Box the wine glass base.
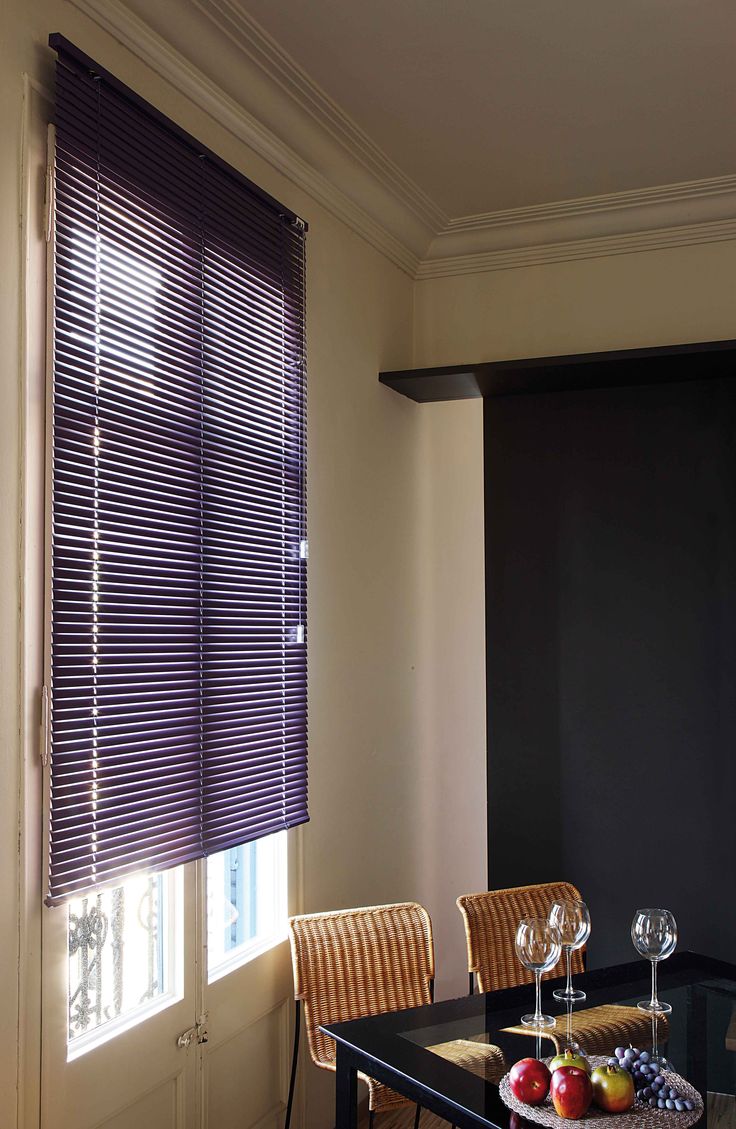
[553,987,586,1001]
[637,1000,672,1014]
[521,1013,556,1028]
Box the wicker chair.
[457,881,585,995]
[286,902,436,1129]
[457,882,665,1055]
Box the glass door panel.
[207,832,287,981]
[67,868,181,1057]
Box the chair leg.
[285,999,301,1129]
[368,1111,375,1129]
[413,1105,421,1129]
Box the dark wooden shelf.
[380,338,736,402]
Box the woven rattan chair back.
[457,882,585,993]
[288,902,435,1082]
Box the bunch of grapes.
[608,1047,696,1112]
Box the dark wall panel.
[485,377,736,968]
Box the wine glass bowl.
[549,898,591,1002]
[631,908,677,1014]
[515,916,562,1028]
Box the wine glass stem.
[565,947,573,996]
[535,969,542,1020]
[651,959,658,1009]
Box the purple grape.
[649,1099,657,1108]
[658,1099,666,1109]
[666,1100,675,1110]
[607,1057,618,1067]
[643,1087,652,1099]
[675,1101,685,1112]
[614,1047,626,1059]
[654,1075,665,1087]
[639,1051,651,1063]
[669,1089,678,1101]
[684,1101,695,1111]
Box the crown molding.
[191,0,446,234]
[68,0,736,282]
[425,174,736,273]
[68,0,423,275]
[417,216,736,279]
[445,174,736,234]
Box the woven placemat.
[499,1055,703,1128]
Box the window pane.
[67,870,176,1049]
[207,832,286,979]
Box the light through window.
[207,832,287,980]
[67,869,180,1057]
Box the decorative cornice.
[191,0,446,234]
[417,217,736,279]
[424,173,736,272]
[445,174,736,234]
[69,0,736,281]
[68,0,422,275]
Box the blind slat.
[48,38,308,906]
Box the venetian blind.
[48,35,308,905]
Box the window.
[207,831,287,980]
[66,868,180,1057]
[48,36,307,910]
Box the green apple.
[590,1064,635,1113]
[549,1048,591,1075]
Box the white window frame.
[206,831,288,984]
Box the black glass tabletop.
[324,953,736,1129]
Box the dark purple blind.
[48,36,307,906]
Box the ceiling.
[87,0,736,273]
[229,0,736,218]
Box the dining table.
[323,951,736,1129]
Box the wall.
[413,401,488,1000]
[415,242,736,365]
[485,375,736,967]
[413,240,736,977]
[1,5,419,1128]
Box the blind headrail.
[48,32,308,233]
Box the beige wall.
[413,398,487,1000]
[415,242,736,365]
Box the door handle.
[177,1014,209,1049]
[177,1025,197,1049]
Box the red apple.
[509,1058,552,1105]
[549,1048,591,1075]
[550,1066,593,1120]
[590,1064,635,1113]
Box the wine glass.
[515,916,562,1027]
[550,898,591,1002]
[631,908,677,1014]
